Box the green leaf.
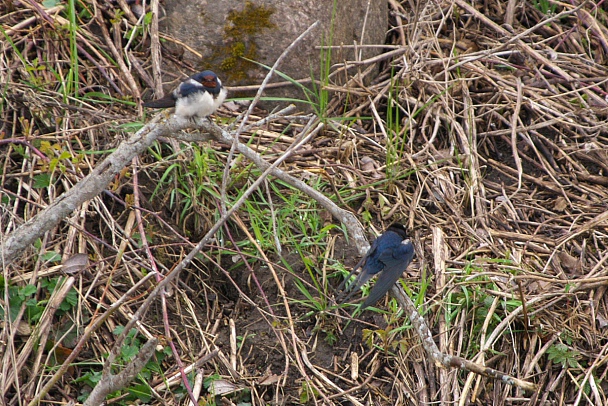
[203,373,220,390]
[58,151,72,160]
[59,299,71,312]
[65,288,78,306]
[121,344,139,360]
[21,284,37,296]
[33,173,51,188]
[144,11,153,25]
[41,251,61,263]
[127,384,152,402]
[117,122,145,132]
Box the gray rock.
[160,0,388,110]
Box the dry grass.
[1,0,608,405]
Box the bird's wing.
[361,241,414,309]
[177,80,204,97]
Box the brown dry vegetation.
[2,0,608,405]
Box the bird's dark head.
[192,70,221,90]
[386,223,407,239]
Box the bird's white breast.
[175,91,216,118]
[173,78,227,119]
[213,87,228,112]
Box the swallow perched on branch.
[338,223,414,310]
[143,70,227,119]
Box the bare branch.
[84,337,158,406]
[0,115,195,266]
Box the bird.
[338,223,414,311]
[142,70,227,119]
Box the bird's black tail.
[142,96,175,108]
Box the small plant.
[75,326,171,403]
[0,283,38,322]
[149,142,226,231]
[299,380,320,404]
[0,276,78,323]
[359,275,428,354]
[125,11,153,42]
[547,342,580,368]
[531,0,557,16]
[444,260,527,357]
[289,252,344,346]
[547,332,581,369]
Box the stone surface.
[159,0,388,107]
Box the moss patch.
[210,1,276,83]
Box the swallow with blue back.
[338,223,415,310]
[143,70,227,119]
